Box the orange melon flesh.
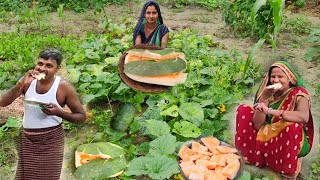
[181,164,207,178]
[221,159,240,180]
[125,51,186,63]
[195,159,217,170]
[189,173,205,180]
[191,141,208,154]
[179,145,194,161]
[75,152,111,167]
[123,49,187,86]
[201,136,220,153]
[209,154,226,167]
[125,71,187,86]
[225,153,241,164]
[205,170,227,180]
[190,154,210,161]
[178,136,241,180]
[216,145,238,154]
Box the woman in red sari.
[235,61,314,179]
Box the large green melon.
[111,103,136,132]
[124,58,186,76]
[74,155,126,179]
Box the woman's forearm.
[269,109,309,124]
[252,111,267,130]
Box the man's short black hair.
[38,48,63,66]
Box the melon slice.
[216,145,238,154]
[180,164,207,178]
[195,159,217,170]
[205,170,227,180]
[125,71,187,86]
[179,145,194,161]
[123,48,187,86]
[201,136,220,153]
[34,73,46,80]
[191,141,208,154]
[209,154,226,167]
[266,83,282,90]
[225,153,241,164]
[221,159,240,180]
[124,58,186,76]
[126,48,186,62]
[189,154,210,161]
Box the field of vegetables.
[0,0,319,180]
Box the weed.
[282,15,311,35]
[189,14,211,23]
[305,27,320,63]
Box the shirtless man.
[0,48,86,180]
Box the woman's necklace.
[269,88,293,105]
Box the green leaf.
[137,106,163,121]
[239,170,251,180]
[4,117,21,128]
[149,134,177,156]
[243,38,265,79]
[114,82,130,95]
[126,155,179,179]
[126,156,149,176]
[146,155,180,179]
[172,121,201,138]
[145,119,171,138]
[204,108,219,118]
[160,105,179,117]
[75,156,126,179]
[178,103,204,126]
[250,0,267,26]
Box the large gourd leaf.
[74,155,126,179]
[149,134,177,156]
[126,155,179,179]
[124,58,186,76]
[178,102,204,126]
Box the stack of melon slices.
[178,136,241,180]
[123,48,187,86]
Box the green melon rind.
[128,48,177,56]
[111,103,136,132]
[124,58,186,76]
[74,155,126,179]
[76,142,125,157]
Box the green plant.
[0,32,80,90]
[282,15,311,34]
[158,0,219,10]
[305,27,320,63]
[223,0,285,53]
[0,117,21,175]
[308,155,320,180]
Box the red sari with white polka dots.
[235,87,314,176]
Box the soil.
[0,1,319,179]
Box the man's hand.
[41,103,62,116]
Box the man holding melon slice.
[0,48,86,180]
